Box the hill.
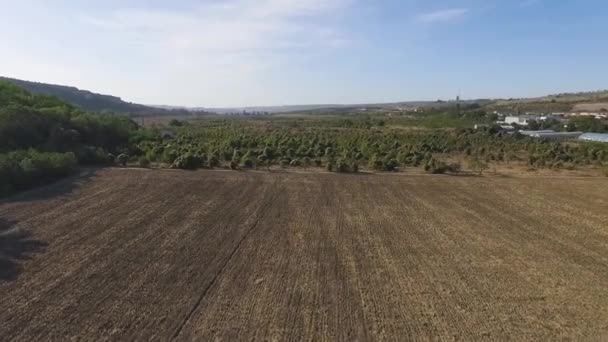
[204,99,494,114]
[485,90,608,113]
[0,77,213,117]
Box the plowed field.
[1,169,607,341]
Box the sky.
[0,0,607,107]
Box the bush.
[242,159,254,169]
[0,150,77,196]
[336,159,349,173]
[447,162,462,173]
[369,156,384,171]
[116,154,129,167]
[302,157,312,168]
[171,153,204,170]
[208,155,220,168]
[468,157,488,175]
[138,156,151,168]
[384,158,398,172]
[424,158,451,174]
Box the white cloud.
[415,8,468,24]
[80,0,350,54]
[67,0,354,106]
[44,0,355,106]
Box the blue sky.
[0,0,607,107]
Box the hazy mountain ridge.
[3,76,607,115]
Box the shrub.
[116,154,129,167]
[336,159,349,173]
[468,157,488,175]
[314,158,323,167]
[384,158,398,172]
[424,158,452,174]
[447,162,462,173]
[0,150,77,196]
[162,149,179,164]
[138,156,151,168]
[551,161,564,170]
[369,155,384,171]
[208,155,220,168]
[242,159,254,169]
[232,149,241,162]
[171,154,204,170]
[257,154,268,170]
[94,148,113,165]
[302,157,312,168]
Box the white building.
[504,115,540,126]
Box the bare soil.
[1,169,607,341]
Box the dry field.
[1,169,608,341]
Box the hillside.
[205,99,494,114]
[485,90,608,113]
[0,77,213,117]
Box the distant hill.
[485,90,608,113]
[204,100,494,114]
[5,75,606,116]
[0,76,213,117]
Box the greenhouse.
[579,133,608,143]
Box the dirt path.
[1,169,607,340]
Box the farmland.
[1,169,608,341]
